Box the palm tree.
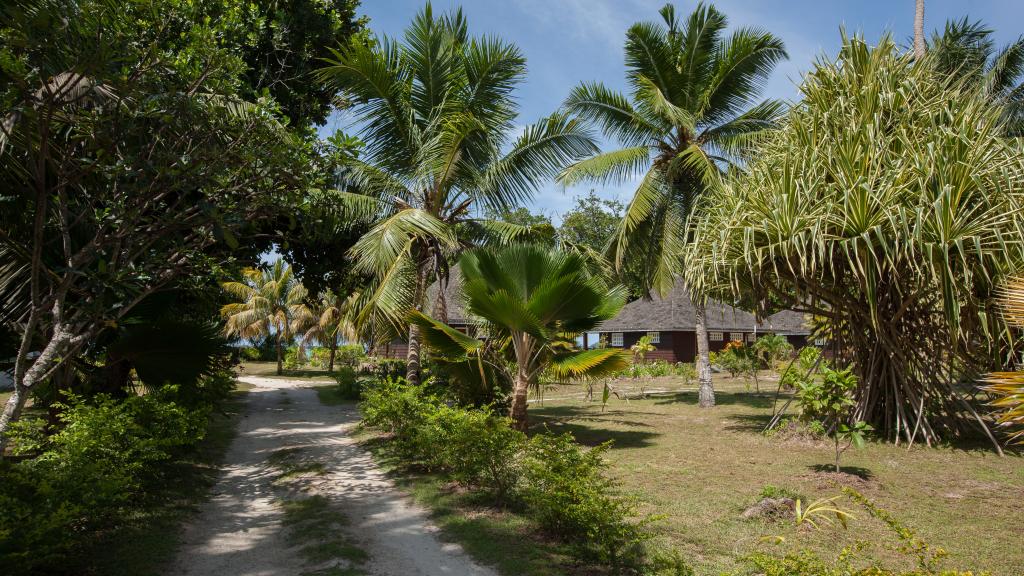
[914,0,926,59]
[221,261,309,375]
[320,4,595,384]
[409,244,630,430]
[558,2,787,408]
[298,290,359,372]
[981,277,1024,445]
[928,17,1024,135]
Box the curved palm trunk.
[693,296,715,407]
[914,0,925,59]
[328,336,337,373]
[276,333,284,375]
[406,264,429,384]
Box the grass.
[239,361,337,382]
[86,388,250,575]
[282,493,369,575]
[268,447,328,480]
[361,373,1023,576]
[527,375,1024,576]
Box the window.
[730,332,744,343]
[611,332,624,347]
[814,337,827,347]
[746,333,757,343]
[709,331,724,341]
[647,331,660,344]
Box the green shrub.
[521,433,652,568]
[359,378,438,453]
[336,344,366,367]
[759,484,803,502]
[0,391,208,573]
[673,362,696,384]
[283,345,304,370]
[239,346,262,361]
[421,405,525,501]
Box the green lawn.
[366,373,1023,576]
[528,375,1023,575]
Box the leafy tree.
[320,4,595,384]
[558,2,787,409]
[409,244,630,430]
[221,261,310,375]
[486,207,556,247]
[687,34,1024,449]
[795,367,872,472]
[557,191,623,254]
[0,0,313,448]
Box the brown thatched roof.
[597,283,809,335]
[424,268,469,325]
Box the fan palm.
[409,244,630,430]
[558,2,787,408]
[221,261,310,375]
[687,34,1024,449]
[319,4,596,384]
[297,290,359,372]
[929,17,1024,136]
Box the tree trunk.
[433,280,448,324]
[328,337,337,373]
[0,385,29,455]
[406,264,430,385]
[276,334,283,375]
[510,364,531,432]
[693,296,715,407]
[914,0,925,60]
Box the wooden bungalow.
[593,284,810,363]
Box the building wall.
[602,330,812,363]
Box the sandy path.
[168,376,497,576]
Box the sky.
[319,0,1024,224]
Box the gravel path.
[168,376,497,576]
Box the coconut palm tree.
[558,2,787,408]
[319,4,595,384]
[298,290,359,372]
[928,17,1024,136]
[914,0,926,59]
[409,244,630,430]
[221,261,309,375]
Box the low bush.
[359,378,656,571]
[421,405,524,501]
[333,366,362,400]
[0,389,210,573]
[238,346,262,361]
[521,433,653,567]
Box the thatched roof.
[597,283,809,335]
[424,268,469,325]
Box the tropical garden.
[1,0,1022,575]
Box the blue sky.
[320,0,1024,223]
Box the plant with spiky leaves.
[558,2,787,409]
[221,261,310,375]
[981,277,1024,444]
[687,34,1024,449]
[409,244,630,430]
[319,3,596,384]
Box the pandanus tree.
[409,245,630,431]
[981,278,1024,445]
[557,2,787,408]
[686,35,1024,450]
[320,4,595,384]
[297,290,360,372]
[221,261,310,375]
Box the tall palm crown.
[320,4,595,380]
[558,2,787,408]
[410,244,629,430]
[221,261,309,374]
[929,18,1024,135]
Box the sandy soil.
[168,376,497,576]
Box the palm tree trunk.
[406,263,429,384]
[276,333,283,375]
[328,336,337,373]
[693,296,715,407]
[510,363,531,432]
[914,0,925,59]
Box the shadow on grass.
[653,390,777,409]
[807,463,875,480]
[723,413,775,434]
[529,406,660,449]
